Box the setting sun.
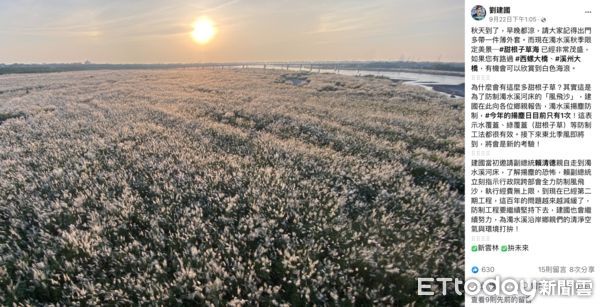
[191,17,216,44]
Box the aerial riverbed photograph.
[0,0,465,305]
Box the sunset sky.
[0,0,464,64]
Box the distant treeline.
[0,63,198,75]
[0,61,464,76]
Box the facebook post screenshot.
[0,0,596,306]
[464,0,598,306]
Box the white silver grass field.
[0,69,464,306]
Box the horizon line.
[1,60,466,65]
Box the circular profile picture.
[471,5,486,21]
